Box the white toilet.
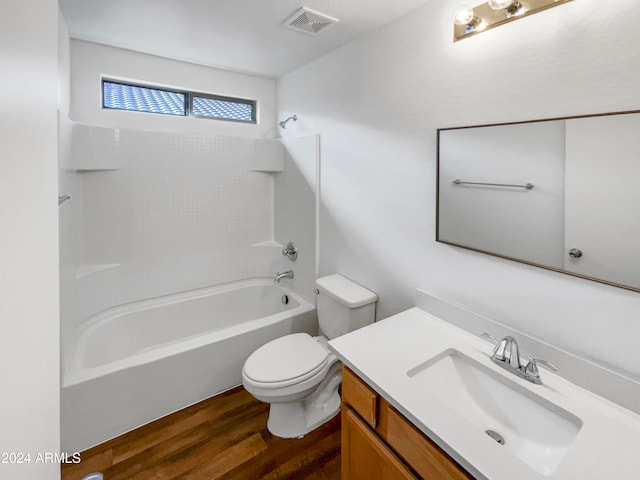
[242,274,377,438]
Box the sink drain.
[485,429,505,445]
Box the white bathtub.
[61,278,316,453]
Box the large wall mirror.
[437,110,640,293]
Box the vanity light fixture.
[453,0,572,42]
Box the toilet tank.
[315,274,377,339]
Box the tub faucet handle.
[282,242,298,261]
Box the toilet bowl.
[242,334,342,438]
[242,274,377,438]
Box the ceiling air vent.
[283,7,339,35]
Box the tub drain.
[281,295,289,305]
[485,429,505,445]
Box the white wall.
[70,40,277,138]
[277,0,640,383]
[0,2,60,479]
[58,11,70,116]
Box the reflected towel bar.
[452,179,534,190]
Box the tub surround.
[58,115,320,370]
[59,115,321,453]
[328,294,640,479]
[58,118,287,368]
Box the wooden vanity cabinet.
[341,366,474,480]
[343,407,417,480]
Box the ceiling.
[59,0,431,79]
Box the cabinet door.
[342,407,417,480]
[385,406,473,480]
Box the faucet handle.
[480,332,504,361]
[281,241,298,261]
[524,356,559,379]
[480,332,499,345]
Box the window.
[191,94,256,123]
[102,80,257,124]
[103,81,186,116]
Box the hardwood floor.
[61,387,341,480]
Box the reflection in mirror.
[437,110,640,293]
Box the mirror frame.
[436,109,640,294]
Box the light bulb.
[488,0,524,16]
[453,8,475,26]
[488,0,516,10]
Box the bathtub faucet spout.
[274,270,294,283]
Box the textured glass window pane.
[103,81,185,116]
[192,96,255,122]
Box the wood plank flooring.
[61,386,341,480]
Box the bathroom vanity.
[341,366,472,479]
[329,298,640,480]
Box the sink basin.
[407,349,582,477]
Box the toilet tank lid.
[315,274,377,308]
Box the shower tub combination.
[61,278,316,453]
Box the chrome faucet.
[481,333,558,385]
[274,270,294,283]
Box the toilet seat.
[243,333,329,389]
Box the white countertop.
[328,307,640,480]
